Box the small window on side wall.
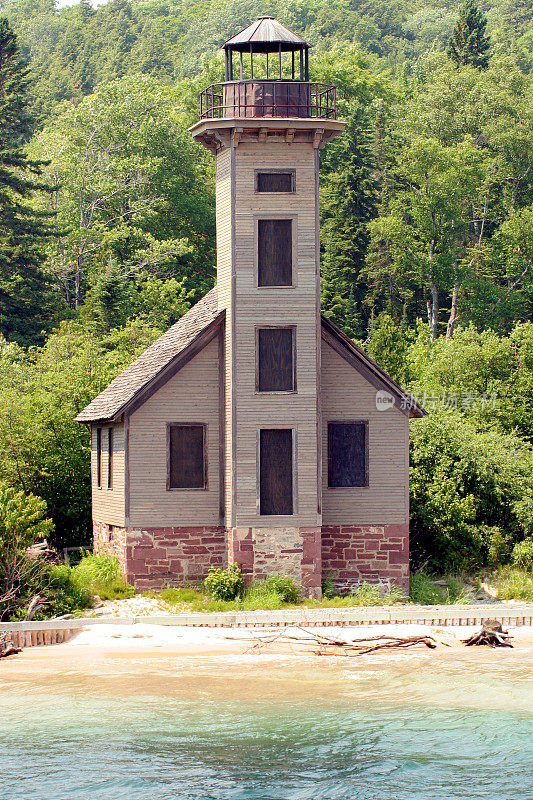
[96,427,102,488]
[258,218,293,287]
[328,422,368,488]
[256,171,294,193]
[168,424,206,489]
[257,327,295,392]
[107,428,113,490]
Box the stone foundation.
[94,522,408,595]
[321,524,409,593]
[93,523,226,591]
[228,526,322,598]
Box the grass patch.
[487,567,533,602]
[306,582,406,608]
[72,554,134,601]
[409,572,473,605]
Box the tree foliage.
[447,0,490,69]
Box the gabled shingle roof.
[321,315,426,418]
[76,287,221,423]
[76,285,424,425]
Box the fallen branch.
[0,632,22,659]
[228,626,438,656]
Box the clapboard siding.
[215,146,234,524]
[229,140,320,526]
[321,340,409,525]
[127,338,220,526]
[91,422,125,526]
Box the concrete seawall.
[1,603,532,649]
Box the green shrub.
[308,582,405,607]
[409,410,533,571]
[43,564,93,617]
[204,563,244,601]
[512,539,533,569]
[262,574,301,603]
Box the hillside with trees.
[0,0,532,606]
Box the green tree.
[32,74,215,311]
[0,17,55,345]
[447,0,490,70]
[320,105,378,338]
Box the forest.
[0,0,532,587]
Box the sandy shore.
[2,621,533,666]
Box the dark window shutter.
[107,428,113,490]
[169,425,206,489]
[257,328,294,392]
[257,172,294,193]
[260,429,293,515]
[328,422,367,487]
[96,427,102,488]
[258,219,292,286]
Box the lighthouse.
[78,18,422,597]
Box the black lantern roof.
[223,16,310,53]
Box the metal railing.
[199,81,336,120]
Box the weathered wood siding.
[321,339,409,525]
[128,338,220,526]
[91,422,125,526]
[215,146,234,523]
[216,140,321,527]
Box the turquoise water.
[1,649,532,800]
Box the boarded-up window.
[328,422,368,488]
[96,427,102,488]
[107,428,113,490]
[260,429,293,515]
[257,327,295,392]
[168,424,206,489]
[256,172,294,193]
[258,219,292,286]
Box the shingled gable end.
[77,18,425,596]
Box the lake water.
[1,635,532,800]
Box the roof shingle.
[76,286,220,423]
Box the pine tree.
[320,106,378,339]
[0,17,54,345]
[447,0,490,69]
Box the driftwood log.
[462,619,513,648]
[229,625,438,656]
[0,632,22,659]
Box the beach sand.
[1,622,532,709]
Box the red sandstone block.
[389,551,410,565]
[364,541,380,552]
[182,546,209,554]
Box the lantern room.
[199,16,336,120]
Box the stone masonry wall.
[321,524,409,593]
[93,521,127,576]
[93,523,226,591]
[228,527,322,598]
[94,522,408,595]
